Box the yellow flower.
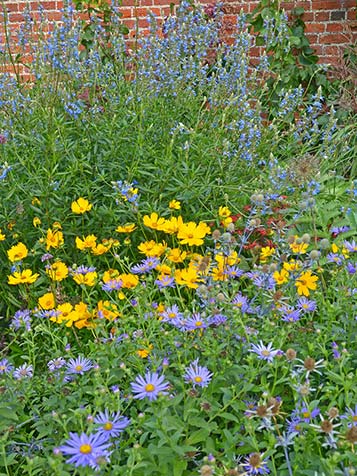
[211,264,227,281]
[167,248,187,263]
[177,221,211,246]
[46,228,64,250]
[8,269,39,285]
[260,246,275,263]
[33,217,41,227]
[143,212,166,231]
[76,235,97,251]
[295,270,318,296]
[38,292,55,310]
[117,273,139,289]
[91,243,111,256]
[116,223,136,233]
[174,266,202,289]
[169,200,181,210]
[290,236,308,254]
[218,206,231,218]
[160,216,184,234]
[46,261,69,282]
[138,240,166,257]
[52,302,75,325]
[215,251,240,267]
[137,344,153,358]
[102,269,120,283]
[72,302,94,329]
[71,197,93,214]
[273,269,289,285]
[156,264,172,275]
[96,300,120,321]
[283,260,301,272]
[0,229,6,241]
[73,271,98,287]
[32,197,41,206]
[7,242,28,262]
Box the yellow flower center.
[145,383,155,392]
[75,365,83,372]
[303,411,310,419]
[261,350,271,357]
[79,444,92,454]
[353,416,357,422]
[195,321,203,327]
[103,422,113,431]
[194,376,203,383]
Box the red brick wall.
[1,0,356,68]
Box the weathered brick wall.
[1,0,357,68]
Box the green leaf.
[186,427,210,445]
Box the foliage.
[0,2,356,475]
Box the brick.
[319,33,348,44]
[302,12,314,21]
[305,22,325,33]
[326,23,345,32]
[330,10,346,20]
[314,11,330,21]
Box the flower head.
[71,197,92,214]
[94,410,130,439]
[59,432,112,469]
[131,371,169,401]
[66,356,93,375]
[250,341,280,362]
[8,269,39,285]
[184,360,213,387]
[242,452,270,475]
[7,242,28,262]
[295,270,318,297]
[13,363,33,379]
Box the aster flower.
[11,309,31,331]
[184,313,208,331]
[297,297,317,313]
[184,360,213,388]
[346,262,356,274]
[250,341,280,362]
[0,358,14,375]
[131,371,169,401]
[295,405,320,423]
[242,452,270,475]
[160,304,183,322]
[131,257,160,274]
[101,278,123,292]
[66,356,93,376]
[48,357,66,372]
[279,305,301,323]
[13,363,33,379]
[59,431,112,470]
[155,274,175,289]
[94,410,130,439]
[342,405,357,427]
[343,240,357,253]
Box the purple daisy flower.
[343,240,357,253]
[101,279,123,292]
[225,265,244,278]
[155,275,175,289]
[342,405,357,427]
[279,305,301,323]
[59,431,112,470]
[48,357,66,372]
[297,297,317,313]
[131,257,160,274]
[184,313,208,331]
[131,371,169,401]
[242,452,270,475]
[94,409,130,439]
[295,406,320,423]
[184,360,213,388]
[11,309,31,331]
[160,304,183,322]
[250,341,280,362]
[347,262,356,274]
[66,356,93,376]
[13,363,33,379]
[0,358,14,375]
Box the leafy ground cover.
[0,2,356,475]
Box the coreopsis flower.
[184,360,213,387]
[259,246,275,263]
[290,236,308,254]
[143,212,166,230]
[38,292,55,310]
[137,240,166,257]
[273,268,289,285]
[75,235,97,251]
[96,300,120,321]
[131,371,169,401]
[7,242,28,262]
[72,267,98,287]
[46,228,64,250]
[58,432,111,469]
[177,221,210,246]
[175,266,201,289]
[94,410,130,440]
[283,260,301,272]
[0,229,5,241]
[71,197,92,214]
[295,270,318,296]
[52,303,75,325]
[160,216,184,234]
[117,273,139,289]
[167,248,187,263]
[116,223,137,233]
[46,261,69,281]
[91,243,111,256]
[169,199,181,210]
[8,269,39,285]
